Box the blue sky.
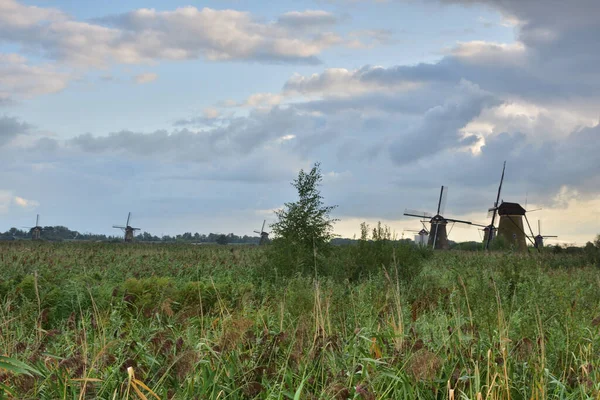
[1,0,599,244]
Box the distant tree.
[216,234,229,245]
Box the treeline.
[0,226,261,244]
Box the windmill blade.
[404,209,432,219]
[113,225,126,229]
[527,208,542,213]
[542,235,558,238]
[261,220,266,233]
[468,222,488,228]
[36,214,40,226]
[132,227,141,231]
[126,212,131,227]
[486,161,506,251]
[254,230,261,234]
[522,214,539,251]
[437,186,448,215]
[538,220,541,236]
[494,161,506,208]
[445,218,473,225]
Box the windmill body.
[405,228,429,246]
[254,220,270,245]
[28,214,42,240]
[534,220,557,248]
[428,215,449,249]
[496,202,528,251]
[113,212,140,243]
[404,186,477,250]
[483,225,496,243]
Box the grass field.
[1,241,600,399]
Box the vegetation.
[268,162,339,278]
[0,227,262,244]
[1,240,600,399]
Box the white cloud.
[203,107,220,119]
[134,72,158,84]
[0,1,349,67]
[13,196,39,209]
[0,190,39,214]
[0,53,69,101]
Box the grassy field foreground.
[1,242,600,399]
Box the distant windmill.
[404,186,481,250]
[254,220,270,245]
[405,228,429,246]
[26,214,42,240]
[534,220,557,249]
[484,161,506,250]
[112,212,140,242]
[404,221,430,246]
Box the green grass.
[1,242,600,399]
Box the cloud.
[0,115,33,146]
[0,0,350,67]
[276,10,338,29]
[13,196,39,209]
[134,72,158,84]
[0,53,69,101]
[388,80,498,165]
[0,190,39,213]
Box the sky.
[1,0,599,245]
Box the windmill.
[534,220,557,249]
[488,202,538,252]
[254,220,270,245]
[404,186,481,250]
[485,161,541,251]
[404,221,430,246]
[25,214,42,240]
[112,212,140,242]
[484,161,506,250]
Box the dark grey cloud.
[69,107,330,163]
[276,10,338,29]
[389,80,498,165]
[0,116,33,146]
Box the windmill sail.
[485,161,506,250]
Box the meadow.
[1,241,600,399]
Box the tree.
[266,163,339,278]
[271,162,338,251]
[216,234,229,245]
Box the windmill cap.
[498,202,526,216]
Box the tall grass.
[0,242,599,398]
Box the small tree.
[269,163,338,277]
[271,162,337,248]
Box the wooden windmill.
[254,220,270,245]
[112,212,140,242]
[29,214,42,240]
[534,220,557,248]
[484,161,540,252]
[487,201,538,252]
[404,186,480,250]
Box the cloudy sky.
[1,0,599,244]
